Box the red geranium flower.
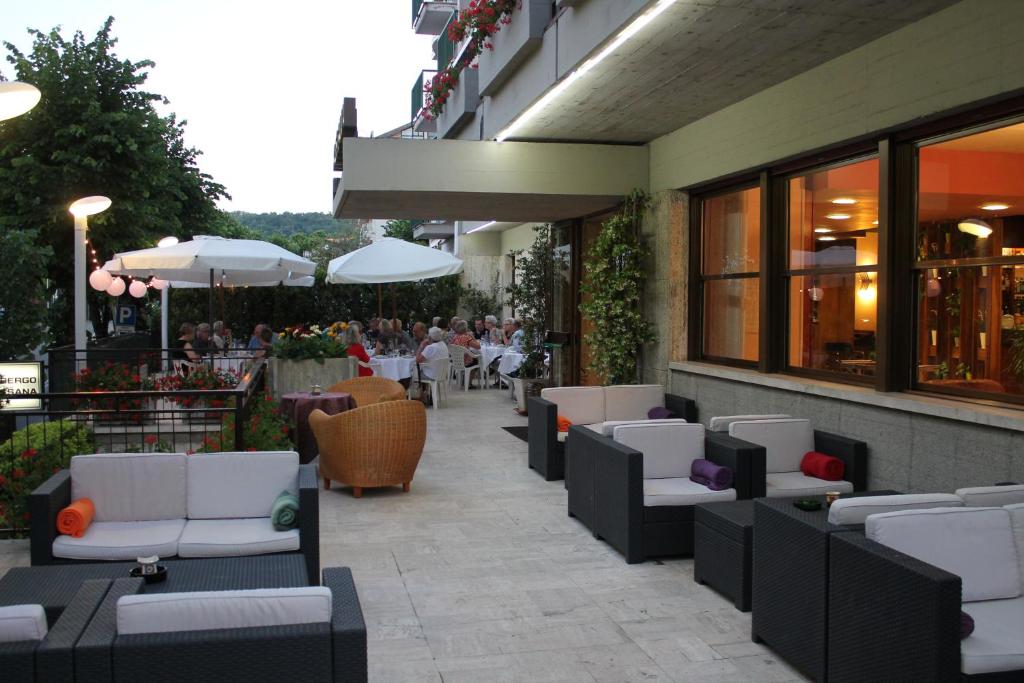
[144,434,158,445]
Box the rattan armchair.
[327,376,406,408]
[309,401,426,498]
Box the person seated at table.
[436,317,450,342]
[172,322,202,364]
[483,315,503,344]
[343,326,373,377]
[416,327,451,406]
[450,320,481,366]
[194,323,214,356]
[212,321,227,352]
[253,326,275,359]
[509,319,525,352]
[411,321,428,352]
[391,318,415,352]
[447,317,461,343]
[431,316,442,328]
[375,319,401,356]
[366,318,381,343]
[473,319,486,340]
[247,323,266,351]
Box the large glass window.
[786,157,878,379]
[915,121,1024,401]
[700,186,760,363]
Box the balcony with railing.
[411,69,437,134]
[413,0,457,35]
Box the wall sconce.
[957,218,992,238]
[858,273,876,301]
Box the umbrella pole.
[377,284,382,319]
[391,283,396,323]
[209,268,215,333]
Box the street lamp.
[69,196,112,354]
[157,237,177,370]
[0,82,41,122]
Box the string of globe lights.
[85,239,167,298]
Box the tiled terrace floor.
[0,387,808,682]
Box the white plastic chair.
[447,344,480,391]
[414,357,450,409]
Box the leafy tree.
[0,18,227,349]
[579,190,655,384]
[383,219,419,242]
[461,277,502,322]
[0,229,52,359]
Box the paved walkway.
[0,386,806,682]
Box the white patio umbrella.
[325,237,463,318]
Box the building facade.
[334,0,1024,490]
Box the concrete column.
[640,189,687,386]
[74,215,88,356]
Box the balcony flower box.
[477,0,550,96]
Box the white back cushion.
[540,386,605,425]
[117,587,331,635]
[827,493,963,525]
[71,454,187,522]
[186,451,299,519]
[603,384,664,422]
[613,423,705,480]
[957,485,1024,508]
[0,604,47,643]
[600,418,687,436]
[728,419,814,474]
[1007,503,1024,590]
[866,507,1021,602]
[709,414,791,432]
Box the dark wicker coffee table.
[694,499,754,612]
[751,490,898,682]
[0,555,308,624]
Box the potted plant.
[505,225,560,413]
[71,361,149,424]
[155,366,240,422]
[267,322,352,398]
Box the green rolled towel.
[271,490,300,531]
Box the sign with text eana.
[0,362,43,411]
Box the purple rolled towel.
[691,459,733,491]
[961,611,974,639]
[648,406,675,420]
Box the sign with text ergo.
[0,362,42,411]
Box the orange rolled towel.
[557,415,573,433]
[57,498,95,538]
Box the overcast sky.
[2,1,435,213]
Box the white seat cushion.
[765,471,853,497]
[728,419,814,474]
[1005,503,1024,587]
[612,422,705,479]
[866,507,1021,602]
[52,519,185,561]
[186,451,299,519]
[70,453,187,522]
[957,485,1024,507]
[827,493,963,525]
[603,384,664,422]
[597,418,688,436]
[116,587,332,635]
[0,604,47,643]
[708,414,791,432]
[583,423,604,434]
[962,596,1024,675]
[643,477,737,507]
[556,431,568,443]
[540,386,605,426]
[177,518,300,558]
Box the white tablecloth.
[371,356,417,381]
[209,354,251,375]
[477,345,506,368]
[497,352,527,375]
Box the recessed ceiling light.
[831,198,857,205]
[817,236,837,242]
[980,202,1010,211]
[825,213,851,220]
[872,220,879,225]
[813,227,832,234]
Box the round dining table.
[280,391,355,464]
[371,356,418,381]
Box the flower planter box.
[436,67,480,139]
[511,376,550,415]
[268,358,355,399]
[477,0,550,96]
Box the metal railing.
[412,69,438,121]
[0,359,267,536]
[437,14,456,69]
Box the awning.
[334,138,648,222]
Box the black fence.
[0,358,267,536]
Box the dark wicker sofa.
[528,385,697,482]
[565,422,764,563]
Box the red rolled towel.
[557,415,572,433]
[801,451,845,481]
[57,498,95,538]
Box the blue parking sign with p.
[116,304,136,327]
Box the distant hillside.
[231,211,360,236]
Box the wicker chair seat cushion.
[603,384,664,421]
[613,422,705,479]
[540,387,605,426]
[962,596,1024,675]
[116,587,332,635]
[177,518,299,558]
[186,451,298,519]
[866,507,1021,602]
[826,493,963,525]
[956,484,1024,507]
[728,419,814,474]
[764,472,853,498]
[708,414,791,432]
[53,519,185,560]
[642,477,736,507]
[71,453,187,522]
[0,604,47,643]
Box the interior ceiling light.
[813,227,832,234]
[831,198,857,205]
[872,220,879,225]
[825,213,851,220]
[980,202,1010,211]
[495,0,676,142]
[958,218,993,238]
[467,220,497,234]
[817,236,837,242]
